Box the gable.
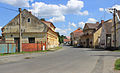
[83,24,89,30]
[2,9,49,33]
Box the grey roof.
[103,19,112,34]
[86,23,98,29]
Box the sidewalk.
[103,55,120,73]
[0,46,63,64]
[0,52,48,64]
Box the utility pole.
[113,8,117,49]
[19,8,22,52]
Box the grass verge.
[114,50,120,52]
[115,59,120,70]
[0,50,47,56]
[48,46,62,51]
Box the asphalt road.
[0,46,119,73]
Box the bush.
[115,59,120,70]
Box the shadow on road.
[91,55,120,57]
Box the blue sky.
[0,0,120,36]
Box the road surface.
[0,46,119,73]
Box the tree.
[40,18,45,21]
[56,32,67,44]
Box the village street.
[0,46,120,73]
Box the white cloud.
[49,15,65,23]
[112,4,120,10]
[30,0,88,22]
[87,18,97,23]
[55,28,67,34]
[69,22,77,28]
[78,22,85,28]
[78,10,89,15]
[0,0,33,7]
[99,8,104,12]
[0,27,2,29]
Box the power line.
[0,6,18,12]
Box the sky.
[0,0,120,36]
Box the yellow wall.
[47,29,59,49]
[93,27,102,48]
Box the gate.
[0,40,17,53]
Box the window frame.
[28,37,35,43]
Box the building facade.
[111,10,120,48]
[100,19,112,49]
[93,20,112,49]
[81,23,99,48]
[1,9,59,52]
[70,28,83,46]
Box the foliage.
[0,50,47,56]
[40,18,45,21]
[115,59,120,70]
[56,32,67,44]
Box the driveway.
[0,46,120,73]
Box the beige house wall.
[93,27,102,48]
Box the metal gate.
[0,40,17,53]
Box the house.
[1,9,59,52]
[100,19,112,49]
[63,36,71,45]
[93,21,102,48]
[111,10,120,49]
[93,20,112,49]
[70,28,83,46]
[81,22,99,48]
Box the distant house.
[81,22,99,48]
[111,10,120,48]
[1,9,59,52]
[64,37,71,45]
[93,20,112,49]
[70,28,83,46]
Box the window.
[28,18,30,22]
[29,37,35,43]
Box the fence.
[0,40,17,53]
[22,41,46,52]
[0,40,47,53]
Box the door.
[14,38,20,52]
[106,35,111,48]
[86,38,89,48]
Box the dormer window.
[28,18,30,22]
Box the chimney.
[101,20,104,24]
[96,22,99,24]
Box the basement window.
[28,18,30,22]
[29,37,35,43]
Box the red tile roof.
[41,20,56,28]
[73,28,83,33]
[64,39,71,42]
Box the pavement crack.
[90,56,104,73]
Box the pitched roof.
[73,28,83,33]
[117,10,120,18]
[103,19,112,34]
[41,20,56,28]
[86,23,98,29]
[64,39,71,42]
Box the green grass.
[0,50,47,56]
[115,59,120,70]
[114,50,120,52]
[0,47,62,56]
[48,46,62,51]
